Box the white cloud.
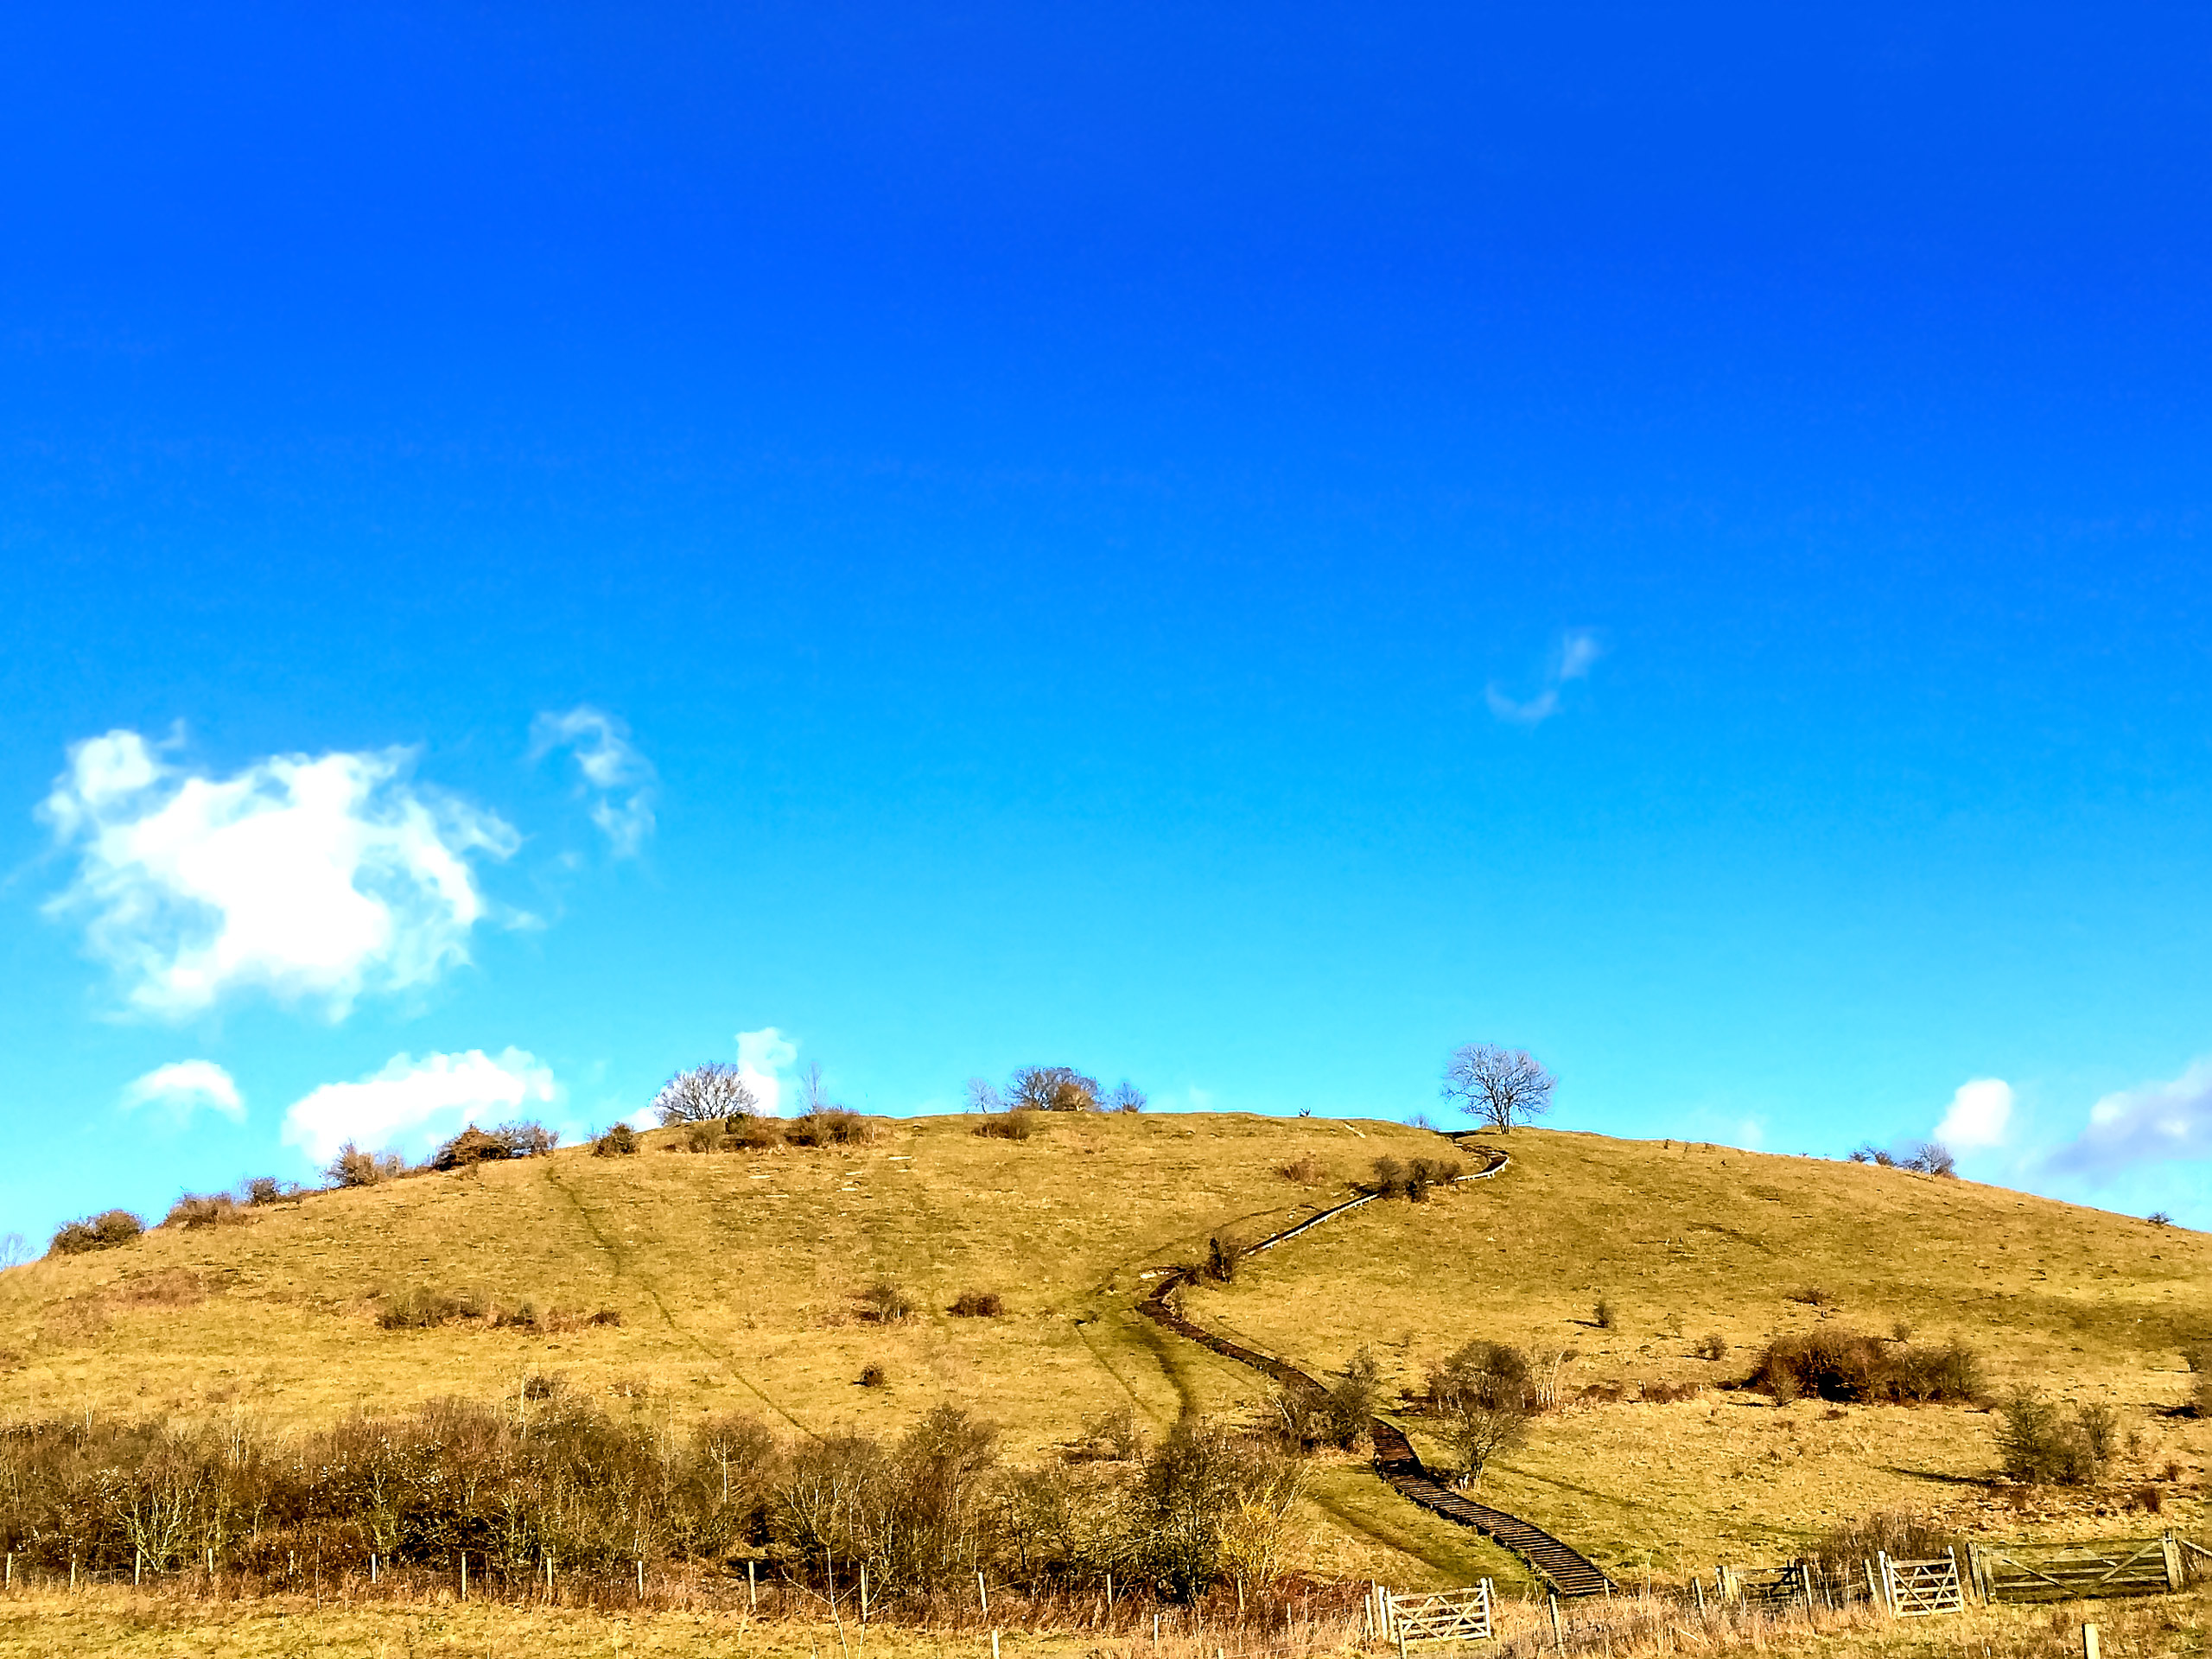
[2056,1058,2212,1174]
[530,706,657,856]
[281,1048,556,1165]
[738,1026,798,1115]
[1936,1077,2013,1150]
[120,1059,245,1125]
[41,730,518,1020]
[1486,629,1605,725]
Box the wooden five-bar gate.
[1968,1535,2184,1604]
[1367,1581,1494,1648]
[1876,1550,1966,1617]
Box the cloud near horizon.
[530,706,657,856]
[1486,629,1605,725]
[2052,1058,2212,1175]
[281,1048,556,1165]
[1935,1077,2013,1150]
[120,1059,245,1125]
[41,730,519,1020]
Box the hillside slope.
[0,1116,2203,1586]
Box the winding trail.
[1137,1143,1618,1599]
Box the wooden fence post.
[2164,1532,2183,1592]
[2082,1623,2101,1659]
[978,1568,989,1615]
[748,1558,757,1610]
[1549,1592,1565,1651]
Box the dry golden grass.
[1182,1128,2212,1578]
[0,1116,2205,1598]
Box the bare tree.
[1440,1397,1528,1488]
[798,1060,836,1116]
[1440,1044,1554,1132]
[964,1077,1004,1113]
[1103,1080,1147,1113]
[652,1062,760,1125]
[1007,1065,1100,1112]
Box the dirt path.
[1135,1144,1619,1599]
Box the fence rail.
[1715,1562,1811,1610]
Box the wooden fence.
[1967,1535,2183,1604]
[1877,1551,1965,1617]
[1366,1581,1494,1646]
[1714,1562,1811,1610]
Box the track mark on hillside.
[542,1166,816,1437]
[1135,1146,1619,1598]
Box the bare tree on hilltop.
[652,1062,760,1124]
[1441,1044,1554,1132]
[1008,1065,1103,1112]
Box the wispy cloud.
[120,1059,244,1125]
[1486,629,1606,725]
[40,730,518,1020]
[530,706,657,856]
[2051,1058,2212,1175]
[1936,1077,2013,1150]
[281,1048,556,1165]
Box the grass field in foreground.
[0,1584,2204,1659]
[0,1116,2205,1589]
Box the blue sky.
[4,3,2212,1238]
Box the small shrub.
[1276,1155,1325,1184]
[1891,1318,1915,1343]
[1788,1285,1837,1307]
[974,1109,1039,1141]
[1810,1510,1964,1580]
[858,1362,888,1388]
[1205,1236,1245,1284]
[1320,1376,1376,1448]
[1592,1298,1615,1330]
[522,1370,563,1401]
[792,1108,875,1147]
[1661,1310,1685,1338]
[2148,1211,2174,1227]
[2132,1483,2165,1514]
[1370,1157,1408,1198]
[860,1281,915,1323]
[378,1287,466,1329]
[325,1141,408,1188]
[1996,1389,2110,1484]
[1751,1329,1985,1405]
[164,1193,244,1230]
[1639,1380,1704,1405]
[731,1115,785,1150]
[1427,1341,1532,1413]
[588,1307,622,1327]
[1694,1332,1728,1361]
[1849,1143,1897,1167]
[592,1122,639,1157]
[1079,1404,1143,1459]
[1404,1157,1463,1201]
[242,1177,290,1206]
[684,1120,724,1153]
[949,1289,1005,1317]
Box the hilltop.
[0,1115,2203,1589]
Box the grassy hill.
[0,1115,2204,1591]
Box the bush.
[1427,1340,1532,1413]
[732,1115,785,1151]
[1592,1298,1615,1330]
[1205,1236,1245,1284]
[1694,1332,1728,1361]
[1103,1081,1147,1113]
[858,1363,889,1389]
[974,1110,1039,1141]
[1370,1157,1408,1198]
[949,1290,1005,1318]
[684,1120,724,1153]
[1751,1329,1985,1405]
[325,1141,408,1188]
[1403,1158,1463,1202]
[241,1177,291,1206]
[592,1122,639,1157]
[588,1307,622,1326]
[860,1281,915,1323]
[789,1108,874,1147]
[1079,1404,1143,1460]
[1276,1155,1325,1184]
[1904,1141,1957,1178]
[47,1210,144,1256]
[1810,1510,1964,1580]
[1788,1285,1837,1307]
[1996,1389,2112,1484]
[378,1286,467,1329]
[163,1193,243,1230]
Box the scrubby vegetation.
[1995,1388,2120,1484]
[377,1287,613,1332]
[324,1141,411,1188]
[47,1210,143,1256]
[1847,1141,1958,1177]
[590,1122,639,1156]
[975,1109,1039,1141]
[949,1289,1006,1317]
[1368,1155,1461,1200]
[1749,1329,1986,1405]
[0,1395,1300,1604]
